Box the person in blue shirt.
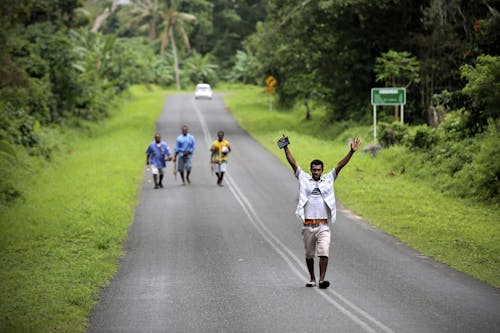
[146,133,172,189]
[173,125,196,185]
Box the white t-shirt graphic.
[304,184,329,219]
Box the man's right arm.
[283,145,298,173]
[210,144,216,163]
[279,135,298,172]
[146,146,151,165]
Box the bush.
[409,125,437,149]
[385,116,499,202]
[377,122,409,147]
[0,140,22,206]
[112,37,157,87]
[452,121,500,201]
[28,125,62,160]
[437,108,474,141]
[0,103,39,148]
[432,138,475,178]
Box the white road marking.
[192,99,395,333]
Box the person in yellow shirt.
[210,131,231,186]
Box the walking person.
[278,134,361,289]
[146,133,172,189]
[173,125,196,185]
[210,130,231,186]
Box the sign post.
[370,87,406,142]
[265,76,277,112]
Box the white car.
[194,83,213,100]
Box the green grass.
[221,83,500,288]
[0,85,173,332]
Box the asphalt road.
[87,93,500,333]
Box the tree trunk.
[148,20,156,40]
[91,0,119,33]
[304,96,311,120]
[170,28,181,90]
[391,77,399,122]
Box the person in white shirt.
[279,135,361,289]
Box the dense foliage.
[0,0,499,204]
[379,116,500,203]
[244,0,499,122]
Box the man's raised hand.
[350,137,361,152]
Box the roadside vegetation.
[0,86,169,332]
[1,1,498,204]
[0,83,497,332]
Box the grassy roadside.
[220,83,500,288]
[0,85,172,332]
[0,83,497,332]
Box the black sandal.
[318,280,330,289]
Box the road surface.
[87,93,500,333]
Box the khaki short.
[302,226,331,258]
[151,166,164,175]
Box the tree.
[461,55,500,129]
[184,51,218,85]
[374,50,420,121]
[228,49,259,84]
[208,0,265,71]
[158,0,197,89]
[127,0,162,40]
[91,0,121,33]
[246,0,425,121]
[71,29,119,119]
[413,0,497,124]
[374,50,420,89]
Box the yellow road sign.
[266,86,276,94]
[265,76,277,87]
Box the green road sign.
[371,88,406,105]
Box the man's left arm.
[334,137,361,176]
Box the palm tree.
[91,0,120,33]
[185,51,218,85]
[159,0,196,89]
[128,0,162,40]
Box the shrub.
[0,140,22,206]
[112,37,156,87]
[432,138,475,175]
[453,121,500,202]
[437,109,470,141]
[150,55,175,86]
[388,118,499,202]
[409,125,437,149]
[0,103,40,148]
[377,122,409,147]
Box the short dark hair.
[310,159,324,169]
